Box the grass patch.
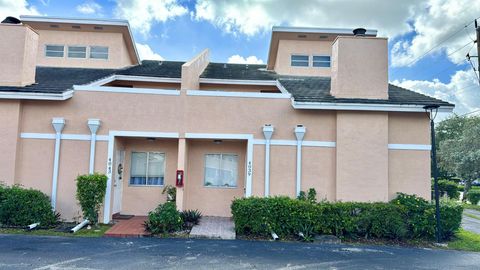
[0,224,111,237]
[464,213,480,221]
[448,229,480,252]
[463,203,480,211]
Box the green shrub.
[297,188,317,203]
[433,179,460,199]
[0,184,59,227]
[232,193,462,241]
[181,209,202,226]
[467,190,480,205]
[76,173,107,224]
[145,202,182,234]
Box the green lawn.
[463,204,480,211]
[0,224,111,237]
[448,229,480,252]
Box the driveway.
[1,234,479,270]
[463,209,480,234]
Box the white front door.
[112,150,125,214]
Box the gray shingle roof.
[0,60,453,108]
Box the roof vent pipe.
[1,16,21,24]
[353,28,367,36]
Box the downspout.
[87,119,101,174]
[51,118,65,211]
[294,125,306,197]
[262,124,274,197]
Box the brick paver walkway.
[104,216,149,237]
[190,216,236,240]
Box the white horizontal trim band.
[292,100,454,113]
[73,85,181,95]
[109,131,180,138]
[0,90,73,100]
[253,139,336,147]
[85,75,181,87]
[185,133,253,140]
[388,144,431,151]
[21,133,109,141]
[199,78,278,86]
[187,90,291,99]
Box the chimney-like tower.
[0,17,38,87]
[330,29,388,99]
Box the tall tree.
[436,115,480,194]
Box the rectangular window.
[291,55,309,67]
[129,152,165,186]
[68,46,87,58]
[90,46,109,59]
[313,55,331,67]
[45,45,64,57]
[204,154,238,188]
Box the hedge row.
[231,193,462,241]
[0,185,59,227]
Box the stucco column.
[176,138,188,211]
[51,118,65,210]
[0,100,21,186]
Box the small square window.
[90,46,109,60]
[204,154,238,188]
[68,46,87,58]
[45,45,64,57]
[291,55,309,67]
[313,55,331,67]
[129,152,165,186]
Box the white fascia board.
[199,78,278,86]
[388,144,431,151]
[110,131,179,138]
[73,85,180,95]
[187,90,291,99]
[276,81,290,94]
[21,132,109,141]
[253,139,336,147]
[272,26,378,36]
[84,75,181,87]
[292,100,454,113]
[0,90,73,100]
[185,133,253,140]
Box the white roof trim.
[85,74,181,86]
[20,15,140,63]
[74,85,180,95]
[272,26,377,36]
[187,90,291,99]
[0,90,73,100]
[199,78,277,86]
[292,100,454,113]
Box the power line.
[458,109,480,117]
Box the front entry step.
[189,216,236,240]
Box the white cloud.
[135,42,164,60]
[391,0,480,67]
[0,0,39,20]
[76,1,102,15]
[227,55,264,64]
[114,0,188,37]
[392,69,480,118]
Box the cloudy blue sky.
[1,0,479,117]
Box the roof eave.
[292,100,455,113]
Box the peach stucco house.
[0,16,453,223]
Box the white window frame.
[203,153,239,188]
[45,44,65,58]
[312,55,331,68]
[290,54,310,67]
[67,45,87,59]
[129,151,165,187]
[90,46,109,60]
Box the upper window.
[90,46,109,60]
[130,152,165,186]
[204,154,238,188]
[291,55,309,67]
[313,55,331,67]
[68,46,87,58]
[45,45,64,57]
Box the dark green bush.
[232,193,462,241]
[181,209,202,225]
[467,190,480,205]
[76,173,107,224]
[434,179,460,199]
[0,184,59,227]
[145,202,182,234]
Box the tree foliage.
[436,115,480,193]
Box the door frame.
[112,149,125,214]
